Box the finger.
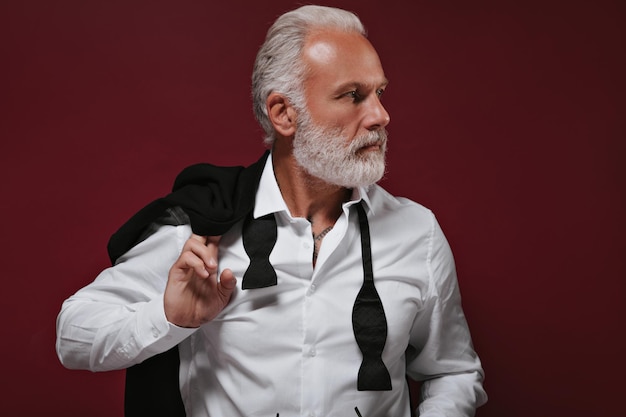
[217,268,237,299]
[204,235,222,267]
[183,236,218,270]
[206,235,222,245]
[189,233,208,245]
[176,251,210,278]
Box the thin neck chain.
[312,225,333,265]
[313,225,334,242]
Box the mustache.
[351,129,388,150]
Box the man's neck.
[271,143,351,233]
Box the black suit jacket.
[107,152,269,417]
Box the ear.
[267,93,297,137]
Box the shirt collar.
[253,152,376,219]
[345,184,375,215]
[253,153,289,219]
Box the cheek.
[306,100,363,136]
[329,112,363,136]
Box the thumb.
[217,268,237,297]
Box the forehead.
[301,29,387,90]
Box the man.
[57,5,487,416]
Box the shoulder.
[116,223,192,265]
[365,185,458,293]
[364,184,453,259]
[365,184,436,230]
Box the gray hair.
[251,5,366,146]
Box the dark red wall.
[1,1,623,415]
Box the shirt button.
[309,347,316,357]
[303,242,311,249]
[306,284,316,296]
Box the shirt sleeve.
[406,213,488,416]
[56,224,197,372]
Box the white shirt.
[57,155,487,416]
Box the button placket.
[306,283,316,297]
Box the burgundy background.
[1,0,624,416]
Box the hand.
[164,234,236,328]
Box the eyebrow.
[334,78,389,94]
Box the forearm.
[417,371,487,416]
[56,224,195,371]
[56,294,194,371]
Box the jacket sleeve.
[406,214,487,416]
[56,224,197,372]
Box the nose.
[363,95,390,131]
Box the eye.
[344,90,364,102]
[376,88,385,98]
[346,90,358,99]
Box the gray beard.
[292,113,388,188]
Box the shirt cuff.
[138,295,198,354]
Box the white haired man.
[57,5,487,416]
